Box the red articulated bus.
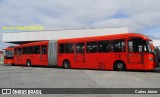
[4,46,14,65]
[13,33,158,70]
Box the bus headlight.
[149,57,154,61]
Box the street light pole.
[0,50,4,64]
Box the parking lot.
[0,64,160,97]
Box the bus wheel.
[63,60,71,69]
[114,61,126,71]
[26,60,32,67]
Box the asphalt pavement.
[0,64,160,97]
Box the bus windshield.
[4,50,14,58]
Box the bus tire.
[26,60,32,67]
[114,61,126,71]
[63,60,71,69]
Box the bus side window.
[111,40,125,52]
[76,43,84,53]
[59,43,64,53]
[28,46,33,54]
[98,40,110,53]
[128,41,133,52]
[34,46,40,54]
[128,40,143,53]
[65,43,74,53]
[23,47,27,54]
[86,41,97,53]
[41,45,47,54]
[14,48,17,55]
[17,48,22,55]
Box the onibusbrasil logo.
[1,89,42,95]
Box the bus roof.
[58,33,151,42]
[14,41,48,48]
[5,46,15,50]
[13,33,151,48]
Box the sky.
[0,0,160,49]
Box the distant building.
[2,27,128,44]
[3,27,159,48]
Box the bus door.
[40,45,48,62]
[17,48,22,63]
[128,39,143,69]
[75,43,85,62]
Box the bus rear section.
[14,41,47,66]
[57,33,158,71]
[4,47,14,65]
[13,41,58,67]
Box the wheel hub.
[117,63,123,68]
[64,63,68,68]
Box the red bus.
[4,46,14,65]
[14,41,48,66]
[13,33,158,70]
